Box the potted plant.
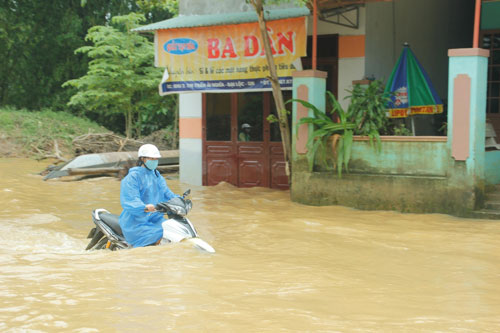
[291,91,356,177]
[346,79,393,150]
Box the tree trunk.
[174,96,179,147]
[136,109,141,138]
[249,0,292,182]
[126,107,132,138]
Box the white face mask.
[144,159,158,170]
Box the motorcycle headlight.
[169,204,186,216]
[158,197,191,216]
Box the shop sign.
[156,16,307,94]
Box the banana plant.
[291,91,355,177]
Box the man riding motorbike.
[119,144,180,247]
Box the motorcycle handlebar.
[155,202,169,212]
[155,189,191,214]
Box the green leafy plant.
[438,121,447,135]
[346,79,392,150]
[63,13,172,138]
[291,91,356,177]
[392,122,412,136]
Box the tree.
[63,13,169,138]
[0,0,177,111]
[0,0,89,109]
[248,0,307,183]
[135,0,179,20]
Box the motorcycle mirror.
[183,189,191,198]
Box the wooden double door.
[201,34,339,189]
[202,92,290,189]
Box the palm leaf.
[291,94,357,177]
[290,98,330,121]
[305,138,323,172]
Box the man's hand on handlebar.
[144,204,156,212]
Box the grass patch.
[0,106,109,158]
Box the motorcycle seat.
[98,212,124,236]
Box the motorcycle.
[85,189,215,253]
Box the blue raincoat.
[119,166,178,247]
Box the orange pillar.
[473,0,482,48]
[312,0,317,70]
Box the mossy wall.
[349,137,448,176]
[291,137,480,216]
[292,171,478,216]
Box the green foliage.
[292,92,356,177]
[438,122,447,135]
[0,106,107,157]
[0,0,85,109]
[136,0,179,18]
[266,114,279,123]
[392,122,412,136]
[346,79,392,151]
[63,13,176,138]
[0,0,177,112]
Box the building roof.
[132,7,310,32]
[316,0,392,11]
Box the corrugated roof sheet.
[132,7,310,32]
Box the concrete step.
[468,209,500,220]
[467,186,500,219]
[485,200,500,210]
[466,186,500,219]
[486,192,500,201]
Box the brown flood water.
[0,158,500,332]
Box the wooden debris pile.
[72,131,176,156]
[72,133,147,155]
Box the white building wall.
[365,0,473,100]
[364,0,473,135]
[311,7,367,111]
[179,93,203,185]
[179,138,202,185]
[338,57,365,105]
